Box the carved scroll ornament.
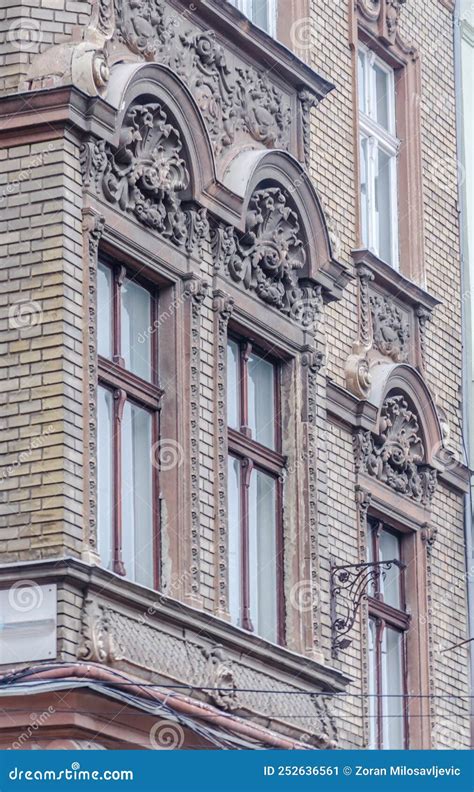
[357,0,407,43]
[212,187,321,324]
[80,101,209,255]
[354,394,437,505]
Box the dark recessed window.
[97,259,161,589]
[227,337,284,644]
[367,519,409,749]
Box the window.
[97,259,162,589]
[227,338,284,643]
[367,519,409,749]
[358,45,399,268]
[229,0,277,36]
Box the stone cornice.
[0,557,351,692]
[351,249,442,313]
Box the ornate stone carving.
[80,102,209,255]
[212,291,235,618]
[172,31,291,155]
[213,187,313,317]
[346,354,372,399]
[356,0,406,42]
[416,304,431,371]
[201,645,238,711]
[370,294,410,361]
[78,597,121,663]
[421,524,438,556]
[298,89,317,167]
[114,0,174,59]
[354,395,437,505]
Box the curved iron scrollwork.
[330,558,405,658]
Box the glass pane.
[121,278,152,381]
[374,63,391,131]
[358,51,367,114]
[366,522,377,597]
[379,530,402,609]
[382,628,405,749]
[368,618,378,749]
[360,136,369,248]
[97,262,112,359]
[248,352,275,449]
[375,146,394,265]
[248,470,278,642]
[251,0,270,31]
[227,340,240,430]
[121,401,154,588]
[97,386,114,571]
[228,457,242,626]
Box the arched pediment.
[105,62,216,200]
[368,362,444,464]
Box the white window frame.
[358,44,400,269]
[230,0,277,38]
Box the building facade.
[0,0,471,750]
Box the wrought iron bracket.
[330,558,405,658]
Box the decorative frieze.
[357,0,407,43]
[354,394,437,505]
[201,645,238,711]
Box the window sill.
[351,248,441,312]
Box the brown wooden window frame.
[227,336,285,645]
[97,257,163,587]
[367,518,410,750]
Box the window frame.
[358,43,400,269]
[230,0,277,37]
[367,519,410,750]
[97,257,163,587]
[227,335,285,644]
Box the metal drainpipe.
[454,0,474,747]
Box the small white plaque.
[0,581,57,665]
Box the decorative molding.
[82,210,105,564]
[212,290,235,619]
[416,304,431,372]
[354,394,438,505]
[183,276,210,603]
[370,294,410,362]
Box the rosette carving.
[114,0,174,59]
[370,294,410,362]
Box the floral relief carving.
[212,187,316,319]
[354,394,437,505]
[114,0,174,59]
[80,102,208,255]
[78,597,122,664]
[173,31,291,155]
[370,294,410,362]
